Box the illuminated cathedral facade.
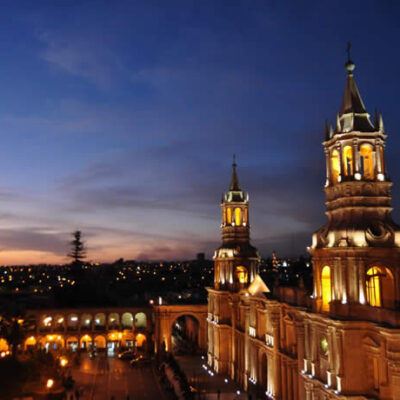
[207,59,400,399]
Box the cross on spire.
[346,42,352,63]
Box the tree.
[68,230,86,265]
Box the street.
[68,353,165,400]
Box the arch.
[135,333,146,348]
[81,314,92,330]
[343,146,353,176]
[235,266,248,284]
[234,208,242,226]
[366,266,395,308]
[0,338,9,352]
[66,336,78,351]
[25,336,37,349]
[260,353,268,388]
[360,144,374,179]
[171,314,200,355]
[41,315,53,329]
[226,207,232,224]
[80,334,92,350]
[331,149,340,184]
[54,315,64,331]
[42,335,64,351]
[135,312,147,329]
[108,313,120,329]
[94,313,106,330]
[67,314,79,330]
[321,266,331,312]
[121,312,133,329]
[94,335,106,349]
[244,208,248,225]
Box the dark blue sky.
[0,1,399,264]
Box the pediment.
[362,335,381,349]
[248,274,270,297]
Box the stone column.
[353,139,360,175]
[325,148,331,185]
[272,315,281,399]
[295,323,306,400]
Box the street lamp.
[60,357,68,367]
[46,378,54,389]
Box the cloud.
[0,227,68,255]
[37,29,127,89]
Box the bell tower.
[311,54,400,321]
[214,159,259,291]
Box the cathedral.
[207,58,400,399]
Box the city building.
[21,307,153,355]
[207,59,400,399]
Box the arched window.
[234,208,242,226]
[135,312,147,329]
[360,144,374,179]
[321,266,331,312]
[226,208,232,224]
[235,266,248,284]
[331,150,340,184]
[244,208,248,224]
[343,146,353,176]
[366,267,395,308]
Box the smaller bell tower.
[214,159,259,291]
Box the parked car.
[117,350,136,360]
[130,355,151,367]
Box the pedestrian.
[75,388,80,400]
[126,396,130,400]
[111,396,115,400]
[70,395,74,400]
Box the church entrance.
[171,315,199,355]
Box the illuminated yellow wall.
[343,146,353,176]
[360,144,374,179]
[321,266,331,312]
[331,150,340,184]
[234,208,242,226]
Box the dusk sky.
[0,1,400,264]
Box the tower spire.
[338,44,374,132]
[230,154,241,191]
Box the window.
[235,266,248,284]
[226,208,232,224]
[366,267,395,308]
[321,266,331,312]
[234,208,242,226]
[331,150,340,184]
[343,146,353,176]
[360,144,374,179]
[320,335,328,355]
[366,266,394,308]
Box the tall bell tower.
[214,159,259,291]
[207,160,260,376]
[311,54,400,321]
